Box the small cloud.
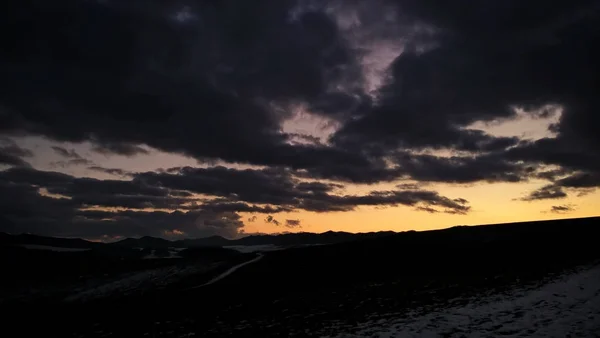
[92,143,149,157]
[51,146,82,159]
[286,133,322,145]
[164,229,186,239]
[0,138,33,167]
[415,206,438,213]
[453,198,468,204]
[576,189,596,197]
[51,158,94,168]
[247,215,257,222]
[396,183,422,190]
[50,146,94,167]
[285,219,301,228]
[549,204,576,214]
[69,158,94,166]
[265,215,281,226]
[521,185,567,201]
[88,166,132,177]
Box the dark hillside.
[4,217,600,337]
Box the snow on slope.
[188,253,264,289]
[142,249,181,259]
[323,263,600,338]
[64,262,220,303]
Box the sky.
[1,0,599,240]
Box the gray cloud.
[1,0,596,187]
[549,204,576,214]
[0,165,471,238]
[0,173,243,239]
[135,166,471,214]
[0,0,598,238]
[265,215,281,226]
[87,166,133,177]
[50,146,95,167]
[0,137,32,167]
[51,158,95,168]
[521,171,600,201]
[51,146,83,159]
[394,152,530,184]
[521,185,568,201]
[92,143,150,157]
[285,219,302,228]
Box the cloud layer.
[1,0,598,238]
[0,166,469,238]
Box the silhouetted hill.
[233,230,397,246]
[2,217,598,254]
[170,231,396,248]
[0,233,99,249]
[0,229,396,251]
[111,236,173,249]
[4,216,600,337]
[174,235,231,248]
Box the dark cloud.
[296,181,344,194]
[0,152,29,168]
[136,166,299,205]
[92,143,149,157]
[73,194,198,211]
[534,168,573,182]
[135,166,471,214]
[0,166,471,237]
[51,158,95,168]
[521,171,599,201]
[554,172,600,189]
[549,204,576,214]
[285,219,302,228]
[521,185,567,201]
[51,146,83,159]
[394,152,529,184]
[2,0,595,186]
[0,138,32,167]
[505,138,600,175]
[300,190,471,214]
[87,166,133,177]
[415,206,438,214]
[0,0,368,180]
[331,0,600,182]
[1,167,179,208]
[1,1,598,237]
[396,183,425,190]
[0,170,242,238]
[80,209,244,239]
[49,146,95,167]
[286,133,322,145]
[200,201,292,214]
[265,215,281,226]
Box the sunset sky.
[1,0,599,240]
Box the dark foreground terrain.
[3,217,600,337]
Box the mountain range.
[0,230,398,250]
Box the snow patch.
[188,254,264,289]
[142,249,181,259]
[322,263,600,338]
